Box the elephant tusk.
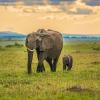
[26,47,35,52]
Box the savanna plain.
[0,41,100,100]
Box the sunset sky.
[0,0,100,34]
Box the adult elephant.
[25,29,63,74]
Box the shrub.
[14,42,23,47]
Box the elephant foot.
[36,66,45,73]
[42,66,45,72]
[51,70,56,72]
[28,68,32,74]
[28,71,32,74]
[67,68,71,71]
[51,67,56,72]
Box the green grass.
[0,41,100,100]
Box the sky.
[0,0,100,34]
[0,0,100,6]
[59,0,100,34]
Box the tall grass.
[0,41,100,100]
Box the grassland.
[0,41,100,100]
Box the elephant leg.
[36,52,45,72]
[46,57,53,71]
[67,64,72,71]
[37,63,41,72]
[37,63,44,72]
[41,63,45,72]
[27,51,33,74]
[63,63,66,71]
[67,60,73,71]
[37,61,45,72]
[52,57,58,72]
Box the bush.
[14,42,23,47]
[92,47,100,51]
[6,45,14,47]
[5,42,24,48]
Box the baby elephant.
[62,55,73,71]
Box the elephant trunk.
[27,50,33,74]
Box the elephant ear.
[40,35,53,51]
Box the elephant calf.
[62,55,73,71]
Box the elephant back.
[36,29,63,51]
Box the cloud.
[60,0,100,7]
[0,0,100,7]
[64,0,100,7]
[68,8,93,14]
[82,0,100,6]
[62,0,76,3]
[0,0,16,2]
[60,0,94,15]
[75,8,93,14]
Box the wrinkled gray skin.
[63,55,73,71]
[26,29,63,74]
